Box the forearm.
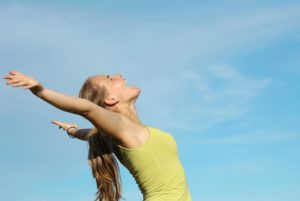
[33,88,92,116]
[68,128,90,141]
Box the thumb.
[51,120,58,124]
[51,120,63,126]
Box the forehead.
[91,74,108,81]
[89,74,109,86]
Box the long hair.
[79,77,122,201]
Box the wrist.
[66,126,77,136]
[30,84,44,97]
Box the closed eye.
[107,75,112,81]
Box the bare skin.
[4,70,150,148]
[51,120,90,141]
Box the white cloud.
[142,65,271,132]
[196,130,298,145]
[0,3,298,131]
[196,159,277,176]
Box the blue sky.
[1,1,300,201]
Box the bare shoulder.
[115,114,150,149]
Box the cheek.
[110,82,124,92]
[110,84,127,98]
[118,88,135,99]
[115,80,125,88]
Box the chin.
[134,87,141,96]
[129,86,141,100]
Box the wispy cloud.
[143,65,271,132]
[196,159,277,176]
[196,130,298,145]
[1,3,299,71]
[1,3,298,131]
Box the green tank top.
[114,126,192,201]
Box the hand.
[51,120,78,134]
[3,70,43,94]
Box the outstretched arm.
[51,120,90,141]
[4,70,127,140]
[4,70,92,115]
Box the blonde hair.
[79,77,122,201]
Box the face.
[91,74,141,105]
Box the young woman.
[4,70,192,201]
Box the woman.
[4,70,192,201]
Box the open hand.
[3,70,43,93]
[51,120,78,133]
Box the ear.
[104,96,119,107]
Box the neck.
[114,101,142,124]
